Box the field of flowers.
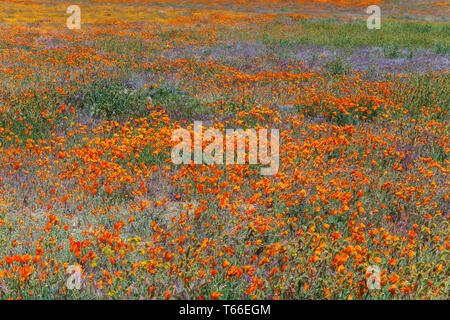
[0,0,448,300]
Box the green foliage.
[249,19,449,51]
[95,35,147,55]
[383,41,401,59]
[324,55,348,76]
[434,41,449,55]
[149,84,208,121]
[395,72,450,120]
[82,79,150,118]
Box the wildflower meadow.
[0,0,448,301]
